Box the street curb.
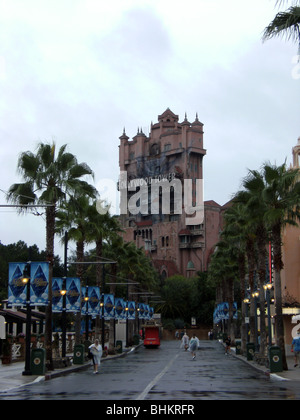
[220,341,291,382]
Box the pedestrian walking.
[181,333,189,351]
[225,336,231,355]
[189,334,198,360]
[89,339,103,374]
[291,330,300,368]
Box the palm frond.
[263,6,300,46]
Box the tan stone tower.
[118,109,224,279]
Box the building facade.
[118,108,226,279]
[281,137,300,347]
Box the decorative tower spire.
[119,127,129,141]
[181,112,190,126]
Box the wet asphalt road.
[1,340,300,400]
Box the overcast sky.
[0,0,299,258]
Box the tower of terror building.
[118,108,225,279]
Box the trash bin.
[116,340,123,354]
[235,340,242,355]
[269,346,283,373]
[73,344,85,364]
[31,348,46,375]
[246,342,255,361]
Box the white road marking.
[136,351,180,400]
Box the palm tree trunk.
[247,238,256,344]
[95,239,103,341]
[109,263,117,353]
[272,222,288,370]
[226,278,235,342]
[75,241,84,345]
[257,227,267,356]
[45,205,55,371]
[238,254,247,355]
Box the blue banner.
[143,304,149,320]
[115,298,125,320]
[233,302,238,320]
[127,301,135,320]
[8,262,27,306]
[213,302,238,324]
[8,262,49,307]
[104,294,114,320]
[88,286,101,318]
[30,262,49,306]
[52,278,63,312]
[66,278,81,313]
[138,303,145,319]
[81,286,100,317]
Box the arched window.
[150,143,160,156]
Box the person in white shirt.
[89,339,103,374]
[181,333,189,351]
[189,334,199,360]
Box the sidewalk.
[227,343,300,382]
[0,344,141,394]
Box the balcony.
[179,240,204,249]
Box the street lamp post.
[22,263,32,376]
[102,266,105,350]
[60,282,67,358]
[126,281,129,348]
[264,283,273,347]
[243,298,250,345]
[125,303,129,348]
[252,291,259,352]
[84,288,89,342]
[61,231,68,358]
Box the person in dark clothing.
[225,336,231,355]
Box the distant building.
[118,108,228,278]
[281,137,300,348]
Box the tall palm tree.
[56,195,97,344]
[221,204,248,353]
[208,241,238,342]
[236,171,269,356]
[225,200,258,345]
[8,142,96,368]
[263,0,300,52]
[87,203,122,348]
[261,162,300,370]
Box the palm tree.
[225,201,257,348]
[263,0,300,53]
[221,204,248,353]
[56,195,97,344]
[8,142,96,368]
[86,204,122,348]
[261,162,300,370]
[235,171,269,356]
[208,241,238,342]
